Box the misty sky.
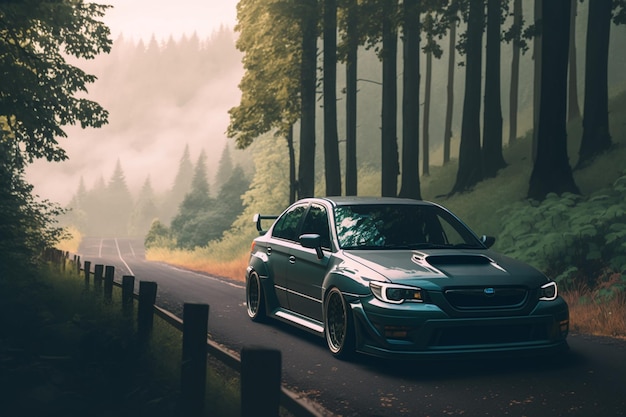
[103,0,238,41]
[26,0,241,204]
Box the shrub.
[496,171,626,294]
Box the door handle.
[267,247,272,255]
[289,255,296,264]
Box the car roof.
[313,196,436,208]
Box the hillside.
[421,90,626,239]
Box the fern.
[497,172,626,297]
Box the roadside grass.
[147,310,243,417]
[562,286,626,339]
[0,262,248,417]
[146,246,249,282]
[1,263,171,416]
[56,225,82,254]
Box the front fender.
[323,271,371,304]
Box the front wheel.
[246,270,266,322]
[324,287,355,359]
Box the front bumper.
[351,296,570,360]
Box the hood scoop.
[423,254,508,277]
[426,254,493,266]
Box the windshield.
[334,204,483,250]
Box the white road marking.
[160,263,245,289]
[115,238,134,276]
[128,239,136,257]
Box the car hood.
[342,249,548,289]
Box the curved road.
[78,237,626,417]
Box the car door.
[286,203,331,322]
[268,203,308,309]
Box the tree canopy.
[0,0,111,266]
[0,0,111,165]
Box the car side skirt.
[272,308,325,336]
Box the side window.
[300,204,331,249]
[422,211,446,245]
[437,213,469,245]
[272,205,307,242]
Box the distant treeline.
[62,143,249,247]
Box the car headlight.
[370,282,424,304]
[539,281,558,301]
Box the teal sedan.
[245,197,569,359]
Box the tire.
[246,270,266,322]
[324,287,355,359]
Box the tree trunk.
[532,0,542,162]
[527,0,579,201]
[345,0,358,196]
[287,126,297,204]
[298,0,318,199]
[323,0,342,196]
[398,0,421,199]
[567,0,581,122]
[381,0,399,197]
[482,0,506,178]
[443,16,456,165]
[577,0,612,168]
[422,46,431,177]
[450,0,483,195]
[508,0,521,143]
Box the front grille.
[430,323,549,347]
[445,287,528,309]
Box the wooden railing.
[44,248,327,417]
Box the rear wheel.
[324,287,355,359]
[246,270,266,322]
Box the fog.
[102,0,237,42]
[26,30,243,206]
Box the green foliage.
[0,264,184,415]
[614,0,626,25]
[171,151,213,249]
[496,172,626,290]
[0,142,66,272]
[169,150,251,250]
[214,145,234,192]
[159,145,196,224]
[1,0,111,270]
[200,134,292,259]
[145,219,175,250]
[227,0,302,147]
[0,0,111,164]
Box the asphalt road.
[78,237,626,417]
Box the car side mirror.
[300,234,324,259]
[480,235,496,248]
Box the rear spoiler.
[253,213,278,235]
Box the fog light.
[384,325,411,340]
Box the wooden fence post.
[122,275,135,316]
[104,265,115,302]
[181,303,210,417]
[84,261,91,289]
[241,347,282,417]
[94,264,104,292]
[137,281,158,342]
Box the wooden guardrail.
[44,248,326,417]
